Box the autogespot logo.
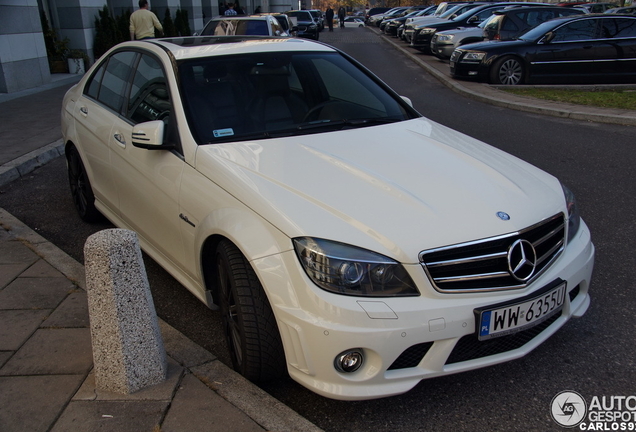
[552,391,588,428]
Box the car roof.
[148,36,334,60]
[210,16,271,21]
[494,5,588,15]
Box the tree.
[175,9,192,36]
[94,6,119,59]
[163,8,177,37]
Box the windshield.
[178,52,417,144]
[287,11,312,21]
[202,19,269,36]
[440,4,472,19]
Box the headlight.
[562,184,581,243]
[419,27,436,34]
[437,34,453,42]
[460,51,486,62]
[293,237,419,297]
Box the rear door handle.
[79,106,88,116]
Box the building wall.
[0,0,51,93]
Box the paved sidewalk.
[0,208,322,432]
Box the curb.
[0,140,65,188]
[0,207,323,432]
[372,27,636,127]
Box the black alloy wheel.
[66,145,100,222]
[215,240,286,382]
[491,55,525,85]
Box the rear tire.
[215,240,286,382]
[66,145,101,222]
[490,55,525,85]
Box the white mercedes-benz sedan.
[61,35,594,400]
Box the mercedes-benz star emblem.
[496,211,510,221]
[507,239,537,282]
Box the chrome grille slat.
[536,239,564,266]
[427,251,508,268]
[435,271,510,283]
[533,224,564,248]
[420,214,565,293]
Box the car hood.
[459,39,531,51]
[407,16,447,26]
[195,118,564,263]
[438,26,483,36]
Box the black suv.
[483,6,586,41]
[411,2,539,53]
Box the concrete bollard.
[84,228,167,394]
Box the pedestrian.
[325,6,334,31]
[337,6,346,28]
[129,0,163,40]
[224,2,237,15]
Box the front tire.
[66,145,100,222]
[215,240,286,382]
[490,55,525,85]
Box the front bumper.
[431,39,455,59]
[450,52,489,81]
[253,221,594,400]
[411,30,435,51]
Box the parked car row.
[199,10,324,41]
[375,1,636,85]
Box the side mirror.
[467,15,479,24]
[400,95,414,107]
[132,120,172,150]
[540,31,556,44]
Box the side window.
[86,62,106,99]
[96,51,137,112]
[602,18,636,38]
[474,8,496,23]
[271,19,283,35]
[127,54,171,124]
[552,20,599,42]
[502,16,519,33]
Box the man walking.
[129,0,163,40]
[325,6,334,32]
[337,6,346,28]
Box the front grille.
[420,214,565,293]
[446,311,561,364]
[387,342,434,370]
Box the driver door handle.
[114,133,126,147]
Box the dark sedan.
[285,10,320,40]
[450,14,636,85]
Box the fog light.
[468,71,478,76]
[334,349,364,373]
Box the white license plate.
[476,281,566,341]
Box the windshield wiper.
[202,118,403,144]
[296,117,403,131]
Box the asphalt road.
[1,27,635,431]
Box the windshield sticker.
[213,128,235,138]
